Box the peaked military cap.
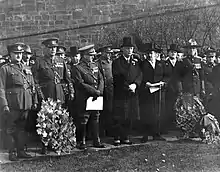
[7,43,24,53]
[42,38,59,48]
[79,44,97,55]
[182,39,201,49]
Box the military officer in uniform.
[72,44,105,150]
[0,43,37,161]
[174,39,206,138]
[96,45,114,136]
[31,38,74,154]
[31,38,74,105]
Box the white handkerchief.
[86,96,103,111]
[149,87,160,93]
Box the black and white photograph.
[1,0,220,171]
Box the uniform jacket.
[174,56,204,95]
[72,59,104,114]
[0,62,37,110]
[112,54,142,120]
[31,55,72,103]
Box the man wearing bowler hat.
[72,44,105,149]
[112,36,142,146]
[0,43,37,161]
[163,44,182,131]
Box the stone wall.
[0,0,217,54]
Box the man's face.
[187,48,197,56]
[72,54,81,64]
[149,51,157,60]
[58,53,65,59]
[168,50,177,59]
[23,53,32,62]
[122,47,134,56]
[43,46,57,56]
[207,53,216,64]
[10,52,23,62]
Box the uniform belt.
[6,86,31,92]
[39,81,62,87]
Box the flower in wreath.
[36,98,76,154]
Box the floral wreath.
[36,98,76,155]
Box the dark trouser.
[5,110,29,153]
[77,111,101,143]
[112,116,132,141]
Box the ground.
[1,138,220,172]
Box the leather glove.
[3,106,10,114]
[69,93,75,101]
[32,103,38,110]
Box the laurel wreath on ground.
[36,98,76,155]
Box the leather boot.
[77,124,87,150]
[92,120,105,148]
[17,150,32,159]
[9,150,18,161]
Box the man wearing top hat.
[112,36,142,146]
[96,45,114,136]
[71,44,105,149]
[163,44,182,131]
[139,42,166,142]
[31,38,74,106]
[0,43,37,161]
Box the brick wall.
[0,0,215,55]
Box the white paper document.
[86,96,103,111]
[149,86,160,93]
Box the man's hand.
[3,106,10,114]
[69,93,74,101]
[32,103,38,110]
[129,83,137,93]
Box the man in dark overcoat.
[71,44,105,150]
[163,44,182,131]
[0,43,38,161]
[112,36,142,146]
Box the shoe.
[78,143,87,150]
[40,146,48,155]
[93,142,106,148]
[153,135,166,141]
[9,152,18,161]
[113,140,121,146]
[141,136,149,143]
[17,150,32,159]
[121,140,133,145]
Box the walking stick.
[157,84,162,135]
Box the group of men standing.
[1,35,220,161]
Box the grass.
[1,141,220,172]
